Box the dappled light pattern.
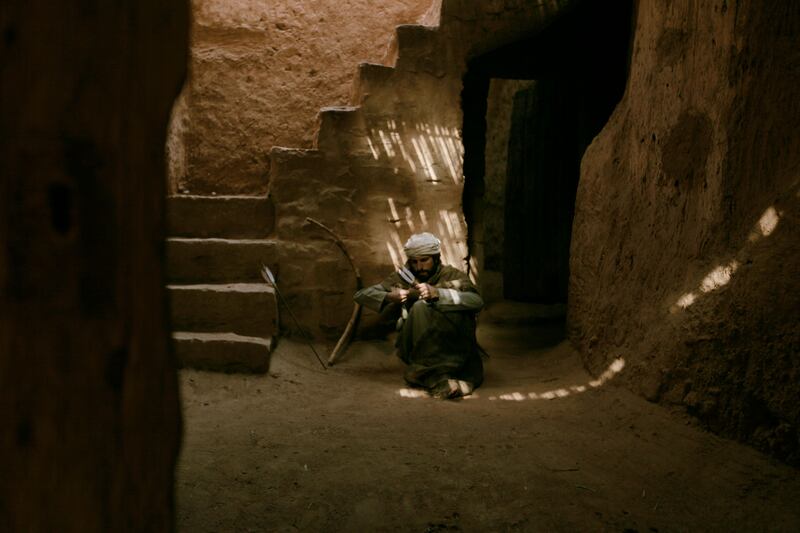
[489,358,625,402]
[366,118,473,279]
[672,205,782,313]
[699,262,739,293]
[383,197,472,277]
[366,120,464,185]
[748,206,780,241]
[395,358,626,401]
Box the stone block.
[353,62,396,104]
[168,283,277,338]
[166,238,278,283]
[167,195,275,238]
[315,106,365,153]
[394,24,445,75]
[172,332,273,373]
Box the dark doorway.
[462,1,634,308]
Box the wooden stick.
[305,217,363,365]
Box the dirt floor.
[176,315,800,532]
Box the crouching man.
[354,232,484,399]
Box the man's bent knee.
[409,299,433,314]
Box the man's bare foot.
[431,379,473,400]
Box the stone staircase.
[167,195,278,372]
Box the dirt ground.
[176,316,800,532]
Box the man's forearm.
[432,289,484,312]
[353,285,389,312]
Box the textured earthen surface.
[168,0,433,194]
[0,2,187,530]
[176,332,800,531]
[570,2,800,464]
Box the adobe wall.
[168,0,433,195]
[570,2,800,464]
[0,2,187,530]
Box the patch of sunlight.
[674,292,697,310]
[404,206,416,232]
[436,221,456,266]
[364,119,464,184]
[432,126,459,183]
[390,230,405,260]
[410,137,434,182]
[700,261,739,293]
[392,131,416,173]
[386,241,401,270]
[440,209,456,238]
[377,129,396,158]
[671,259,739,312]
[468,256,479,284]
[749,206,780,241]
[366,134,380,160]
[397,388,427,398]
[486,358,626,402]
[418,135,440,183]
[588,357,626,388]
[387,198,401,226]
[395,387,480,400]
[672,203,785,312]
[758,207,780,236]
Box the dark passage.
[462,0,634,304]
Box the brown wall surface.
[0,2,187,530]
[168,0,433,195]
[570,1,800,464]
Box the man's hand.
[386,288,421,304]
[415,283,439,301]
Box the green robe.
[354,264,484,392]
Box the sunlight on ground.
[396,358,626,401]
[671,205,782,313]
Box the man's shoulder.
[438,264,468,278]
[434,264,475,290]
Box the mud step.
[167,194,275,238]
[166,237,278,284]
[315,106,366,153]
[352,62,395,104]
[393,24,443,74]
[168,283,278,338]
[384,24,438,67]
[173,331,273,373]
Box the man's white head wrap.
[403,232,441,258]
